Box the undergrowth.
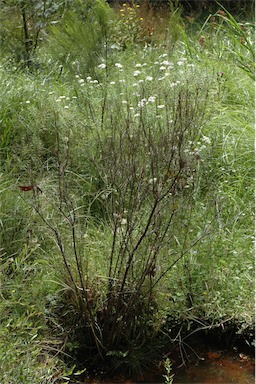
[0,1,254,382]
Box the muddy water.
[85,349,255,384]
[172,350,255,384]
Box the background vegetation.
[0,0,254,382]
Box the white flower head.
[115,63,123,69]
[148,178,157,185]
[98,63,106,69]
[148,96,156,103]
[138,98,147,108]
[146,76,153,81]
[161,60,172,66]
[202,135,211,144]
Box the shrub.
[26,71,210,373]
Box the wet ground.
[172,349,255,384]
[84,347,255,384]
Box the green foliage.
[110,1,185,50]
[0,0,65,68]
[110,2,145,48]
[199,6,255,79]
[0,235,62,383]
[163,357,174,384]
[0,2,254,381]
[48,0,113,77]
[180,7,254,79]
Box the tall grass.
[0,1,254,381]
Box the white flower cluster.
[75,74,99,86]
[137,95,165,110]
[54,94,77,109]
